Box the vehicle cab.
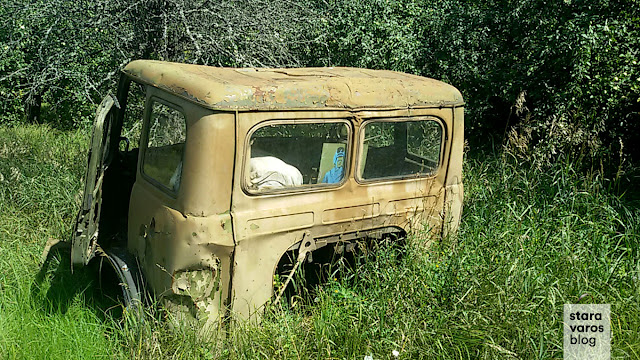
[71,60,464,329]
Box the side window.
[358,118,442,181]
[246,121,349,193]
[143,101,186,193]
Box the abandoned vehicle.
[65,60,464,328]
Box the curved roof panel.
[123,60,464,111]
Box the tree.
[0,0,326,128]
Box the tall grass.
[220,150,639,359]
[1,125,638,359]
[0,125,125,359]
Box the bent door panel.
[72,95,116,266]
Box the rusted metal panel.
[122,61,464,111]
[246,212,314,236]
[322,204,381,224]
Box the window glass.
[247,121,349,192]
[143,101,186,192]
[358,119,442,180]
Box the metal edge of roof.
[121,65,465,112]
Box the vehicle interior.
[96,79,145,250]
[248,122,349,188]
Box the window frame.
[355,116,445,184]
[140,96,188,197]
[242,118,353,196]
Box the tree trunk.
[27,93,42,124]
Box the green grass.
[0,125,124,359]
[1,124,639,359]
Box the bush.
[2,0,638,169]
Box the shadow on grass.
[31,242,126,320]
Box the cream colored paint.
[118,62,464,326]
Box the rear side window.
[358,118,442,181]
[246,121,350,193]
[143,101,186,193]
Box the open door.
[71,95,117,266]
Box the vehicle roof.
[123,60,464,111]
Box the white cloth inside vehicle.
[249,156,303,190]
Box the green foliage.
[499,0,640,167]
[0,125,87,281]
[0,125,122,359]
[2,0,638,167]
[415,0,640,165]
[0,0,326,129]
[313,0,423,73]
[0,1,119,128]
[312,0,640,167]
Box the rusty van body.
[70,60,464,327]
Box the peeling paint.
[221,219,232,233]
[171,266,220,300]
